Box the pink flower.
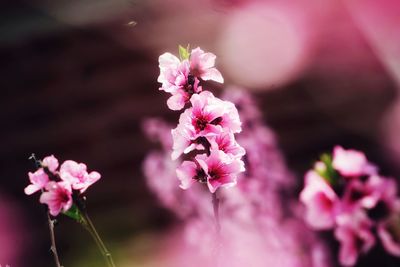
[39,181,73,216]
[208,132,245,159]
[332,146,376,177]
[42,155,59,173]
[195,149,245,193]
[362,175,398,211]
[189,47,224,83]
[24,168,49,195]
[334,211,375,266]
[300,170,339,230]
[158,53,202,110]
[190,92,241,135]
[176,161,203,190]
[158,53,189,93]
[59,160,101,193]
[171,117,202,160]
[171,92,242,160]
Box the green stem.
[79,210,116,267]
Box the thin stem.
[212,192,221,234]
[47,212,63,267]
[80,210,116,267]
[212,192,222,267]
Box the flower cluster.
[142,89,331,267]
[300,146,400,266]
[25,155,101,216]
[158,47,245,193]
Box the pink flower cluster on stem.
[300,146,400,266]
[158,46,245,194]
[25,155,101,216]
[142,89,331,267]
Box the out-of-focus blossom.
[300,170,338,229]
[24,168,49,195]
[60,160,101,193]
[335,211,375,266]
[42,155,59,173]
[332,146,376,177]
[301,146,400,265]
[39,181,73,216]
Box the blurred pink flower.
[189,47,224,83]
[196,149,244,193]
[334,211,375,266]
[42,155,59,173]
[24,168,49,195]
[59,160,101,193]
[332,146,376,177]
[40,181,73,216]
[300,170,338,230]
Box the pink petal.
[201,68,224,83]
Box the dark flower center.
[210,117,222,125]
[194,168,207,183]
[196,117,209,131]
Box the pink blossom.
[332,146,376,177]
[190,91,241,134]
[176,161,202,190]
[362,175,398,211]
[59,160,101,193]
[334,211,375,266]
[300,170,339,230]
[158,53,189,93]
[195,149,245,193]
[189,47,224,83]
[171,116,201,160]
[158,53,202,110]
[208,132,245,159]
[24,168,49,195]
[42,155,59,173]
[171,92,242,160]
[39,181,73,216]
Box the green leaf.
[178,44,190,61]
[316,153,339,185]
[63,204,82,222]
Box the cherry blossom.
[24,168,50,195]
[59,160,101,193]
[189,47,224,83]
[300,170,339,229]
[195,149,244,193]
[39,181,73,216]
[332,146,376,177]
[334,211,375,266]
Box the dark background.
[1,0,399,266]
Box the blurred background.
[1,0,400,266]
